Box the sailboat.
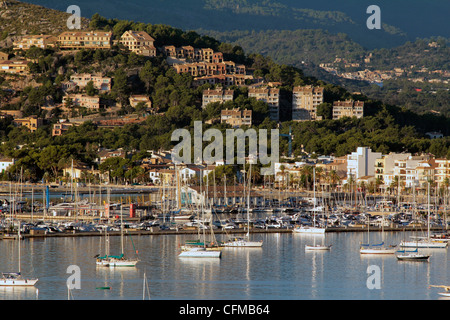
[396,248,430,261]
[429,285,450,297]
[399,182,447,249]
[293,167,326,234]
[305,236,332,251]
[360,211,396,254]
[0,221,38,286]
[222,160,263,248]
[96,205,139,267]
[396,222,431,261]
[179,169,222,258]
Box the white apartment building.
[375,152,411,187]
[0,157,14,173]
[347,147,382,181]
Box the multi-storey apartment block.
[57,31,112,50]
[13,35,57,50]
[221,108,252,127]
[173,61,246,78]
[375,152,412,188]
[162,46,219,63]
[69,73,111,92]
[248,86,280,121]
[332,100,364,120]
[202,88,234,108]
[0,59,29,74]
[292,85,324,121]
[52,120,78,136]
[434,158,450,188]
[119,30,156,57]
[192,74,250,87]
[63,94,101,109]
[13,115,43,132]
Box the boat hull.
[96,258,139,267]
[360,247,396,254]
[0,279,38,286]
[222,239,263,247]
[293,226,326,234]
[400,241,448,248]
[396,254,430,261]
[179,248,221,258]
[305,245,331,251]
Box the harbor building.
[347,147,382,181]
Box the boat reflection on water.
[0,285,38,300]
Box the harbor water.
[0,230,448,300]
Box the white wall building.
[346,147,382,180]
[0,158,14,173]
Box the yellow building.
[13,116,43,132]
[435,158,450,187]
[119,30,156,57]
[332,100,364,120]
[221,108,252,127]
[0,59,29,74]
[249,86,280,121]
[292,85,324,121]
[13,35,57,50]
[202,88,234,108]
[57,30,112,50]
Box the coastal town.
[0,0,449,303]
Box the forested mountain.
[22,0,449,49]
[0,1,448,183]
[19,0,450,117]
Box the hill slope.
[0,0,89,37]
[19,0,450,49]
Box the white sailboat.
[222,160,263,248]
[294,167,326,234]
[0,221,38,286]
[400,182,448,249]
[360,211,396,254]
[96,205,139,267]
[179,169,222,258]
[305,241,332,251]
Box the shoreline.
[4,225,447,240]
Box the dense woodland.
[0,12,449,184]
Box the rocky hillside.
[0,0,89,46]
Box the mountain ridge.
[19,0,449,50]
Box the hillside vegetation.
[0,3,448,183]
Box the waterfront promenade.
[3,221,446,239]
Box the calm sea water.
[0,230,448,300]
